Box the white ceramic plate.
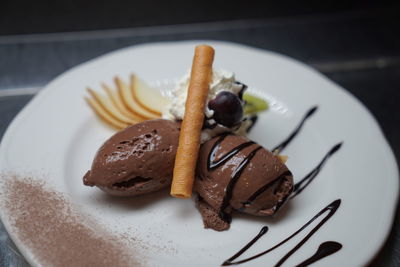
[0,41,398,267]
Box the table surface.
[0,9,399,267]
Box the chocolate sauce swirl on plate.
[272,106,318,153]
[296,241,342,267]
[217,105,344,266]
[290,142,342,199]
[222,200,342,266]
[269,106,343,199]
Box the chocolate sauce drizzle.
[220,146,262,222]
[272,106,318,154]
[236,81,247,100]
[206,105,343,266]
[241,170,292,213]
[207,134,255,171]
[296,241,342,267]
[222,199,342,266]
[245,115,258,133]
[203,119,218,130]
[290,142,342,199]
[207,133,262,222]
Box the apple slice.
[277,155,288,163]
[87,88,139,125]
[101,83,144,122]
[85,96,128,130]
[114,77,159,120]
[131,74,171,116]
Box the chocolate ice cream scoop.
[83,119,180,196]
[195,133,293,231]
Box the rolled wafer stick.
[171,45,215,198]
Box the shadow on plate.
[93,186,294,225]
[232,200,294,226]
[93,187,172,210]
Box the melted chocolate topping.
[207,134,255,171]
[245,115,258,133]
[207,133,261,222]
[242,170,292,210]
[219,146,262,222]
[272,106,318,153]
[296,241,342,267]
[235,81,247,100]
[204,105,344,266]
[203,119,218,130]
[290,142,342,199]
[222,199,342,266]
[220,105,344,265]
[269,106,343,200]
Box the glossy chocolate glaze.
[221,105,343,265]
[290,142,342,199]
[296,241,342,267]
[207,134,255,171]
[272,106,318,153]
[219,146,263,222]
[202,133,292,222]
[222,200,342,266]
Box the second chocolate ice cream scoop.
[195,134,293,231]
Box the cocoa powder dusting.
[1,176,141,267]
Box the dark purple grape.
[208,91,243,127]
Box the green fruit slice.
[243,93,269,115]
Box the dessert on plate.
[83,119,180,196]
[83,45,293,231]
[195,134,293,231]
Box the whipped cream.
[162,69,243,121]
[163,69,253,143]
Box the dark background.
[0,0,399,266]
[0,0,398,35]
